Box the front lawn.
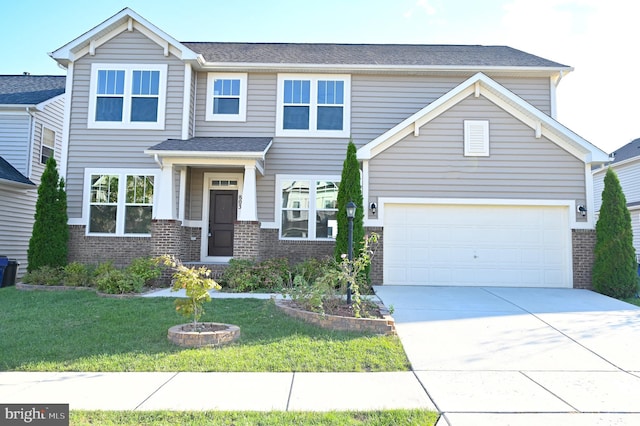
[0,287,409,372]
[71,410,438,425]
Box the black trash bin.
[0,256,7,286]
[2,259,18,287]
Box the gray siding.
[0,186,37,278]
[593,161,640,211]
[0,96,65,277]
[0,113,31,175]
[368,95,585,201]
[66,29,183,218]
[30,96,65,184]
[194,72,276,137]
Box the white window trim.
[205,73,247,122]
[83,168,159,237]
[464,120,490,156]
[276,174,340,240]
[87,63,168,130]
[40,126,56,164]
[275,74,351,138]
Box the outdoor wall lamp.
[370,202,377,215]
[577,205,587,217]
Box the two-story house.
[50,8,609,289]
[0,75,66,277]
[593,138,640,265]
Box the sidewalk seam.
[285,372,296,411]
[519,370,580,412]
[133,372,179,410]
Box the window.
[464,120,490,156]
[206,73,247,121]
[276,74,350,137]
[88,64,167,130]
[40,127,55,164]
[87,170,156,236]
[279,176,339,239]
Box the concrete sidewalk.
[0,371,435,412]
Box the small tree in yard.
[593,168,637,299]
[334,141,364,263]
[27,157,68,272]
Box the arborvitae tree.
[27,157,69,271]
[335,141,364,263]
[592,168,637,298]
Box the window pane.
[132,70,160,95]
[281,210,308,238]
[131,98,158,122]
[90,175,118,203]
[316,181,339,207]
[96,97,123,121]
[281,180,310,208]
[318,80,344,105]
[284,80,310,104]
[283,106,309,129]
[316,210,338,239]
[214,98,240,114]
[97,70,124,95]
[125,206,152,234]
[126,175,154,204]
[317,106,343,130]
[41,146,54,165]
[89,205,117,233]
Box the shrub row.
[22,257,162,294]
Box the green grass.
[70,410,438,425]
[623,297,640,307]
[0,287,409,372]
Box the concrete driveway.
[374,286,640,426]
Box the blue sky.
[1,0,637,153]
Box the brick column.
[366,227,384,285]
[234,221,260,260]
[572,228,596,290]
[151,219,184,286]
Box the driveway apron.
[374,286,640,426]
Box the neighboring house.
[0,75,66,277]
[49,8,609,289]
[593,138,640,262]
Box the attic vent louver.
[464,120,489,157]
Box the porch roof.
[146,137,273,158]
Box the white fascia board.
[49,7,198,64]
[35,93,65,111]
[594,155,640,173]
[144,150,266,159]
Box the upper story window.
[40,127,55,164]
[206,73,247,122]
[88,64,167,130]
[276,74,351,137]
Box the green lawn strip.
[70,410,438,426]
[623,297,640,307]
[0,287,409,372]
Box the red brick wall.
[258,228,335,264]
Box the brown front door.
[208,190,237,257]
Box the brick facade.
[572,228,596,290]
[68,225,152,267]
[366,227,384,285]
[234,221,260,259]
[258,228,335,263]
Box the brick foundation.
[258,228,335,263]
[572,228,596,290]
[67,225,152,268]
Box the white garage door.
[383,204,572,287]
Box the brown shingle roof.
[182,42,567,68]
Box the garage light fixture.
[577,205,587,217]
